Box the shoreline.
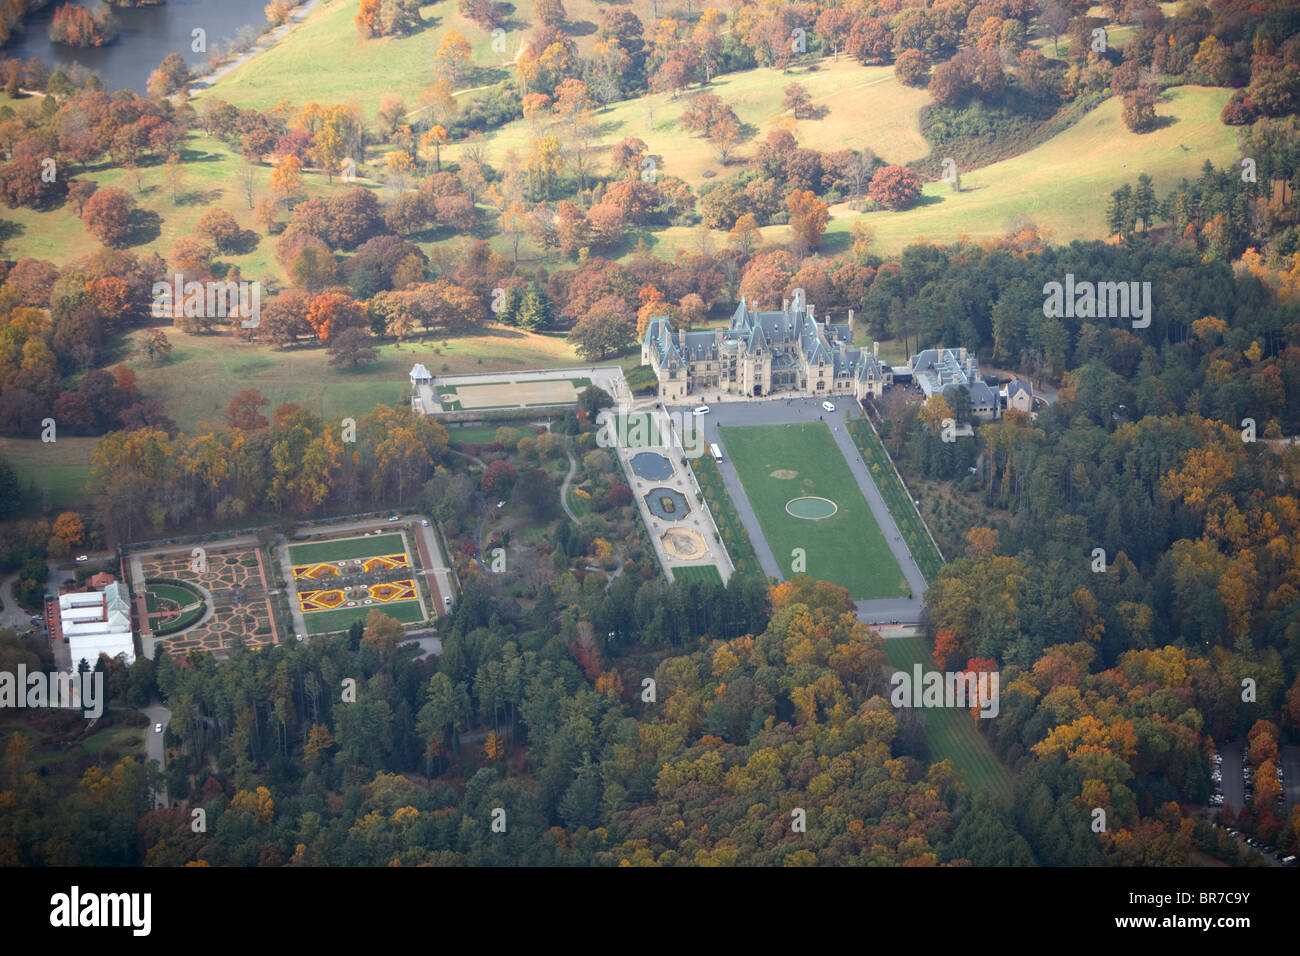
[187,0,321,98]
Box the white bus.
[709,443,723,462]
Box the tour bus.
[710,443,723,462]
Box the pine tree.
[1133,174,1157,231]
[1107,184,1133,238]
[516,284,552,331]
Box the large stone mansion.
[641,297,894,402]
[640,297,1017,421]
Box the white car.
[421,519,430,527]
[387,515,400,522]
[74,554,88,563]
[693,405,710,416]
[154,723,162,733]
[822,401,835,412]
[444,596,452,607]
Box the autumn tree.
[786,189,829,254]
[224,388,270,430]
[271,154,304,206]
[868,164,923,211]
[327,326,378,369]
[305,290,364,343]
[781,83,812,119]
[82,187,135,247]
[433,29,473,88]
[196,208,244,253]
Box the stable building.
[909,345,998,420]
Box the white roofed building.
[59,582,134,668]
[409,363,435,414]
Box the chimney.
[873,340,880,359]
[807,303,815,323]
[678,327,686,351]
[848,308,854,333]
[782,298,789,314]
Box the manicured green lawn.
[145,583,203,608]
[719,421,908,600]
[302,599,425,634]
[671,564,724,586]
[447,425,504,446]
[288,532,407,564]
[845,418,945,585]
[885,636,1014,805]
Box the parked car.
[444,596,452,607]
[421,519,430,527]
[822,401,835,412]
[74,555,88,563]
[693,405,710,416]
[154,723,162,733]
[387,515,400,522]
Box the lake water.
[3,0,271,94]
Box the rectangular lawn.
[302,600,425,635]
[718,422,909,600]
[671,564,724,586]
[289,533,408,565]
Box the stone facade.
[641,297,893,402]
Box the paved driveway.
[141,701,170,809]
[676,397,928,625]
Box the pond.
[3,0,271,94]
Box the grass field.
[289,532,407,564]
[302,599,425,634]
[123,323,583,433]
[0,130,313,276]
[886,636,1014,805]
[670,564,724,586]
[845,418,945,585]
[145,583,203,608]
[719,422,908,600]
[689,452,762,578]
[205,1,929,188]
[442,58,930,192]
[447,425,506,446]
[0,436,96,510]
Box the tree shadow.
[472,65,511,87]
[0,218,23,242]
[181,188,225,206]
[181,147,225,164]
[566,20,596,38]
[125,209,162,247]
[1153,114,1179,131]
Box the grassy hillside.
[644,85,1239,257]
[0,130,347,277]
[441,58,931,190]
[204,0,667,116]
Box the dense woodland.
[3,0,1300,866]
